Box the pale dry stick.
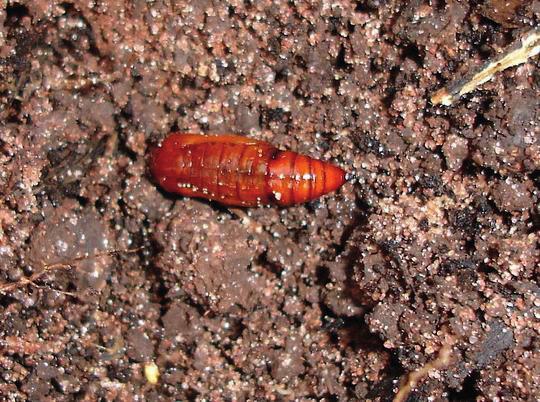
[393,343,454,402]
[431,28,540,106]
[0,247,143,294]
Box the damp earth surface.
[0,1,539,400]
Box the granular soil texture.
[0,1,539,400]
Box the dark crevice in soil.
[355,1,384,13]
[59,2,101,57]
[449,370,481,401]
[366,352,404,400]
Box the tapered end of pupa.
[266,152,349,206]
[321,162,347,195]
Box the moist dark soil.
[0,1,539,400]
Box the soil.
[0,1,539,400]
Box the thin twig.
[431,28,540,106]
[393,344,454,402]
[0,247,143,294]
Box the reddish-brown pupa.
[149,133,347,207]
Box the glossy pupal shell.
[149,133,346,207]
